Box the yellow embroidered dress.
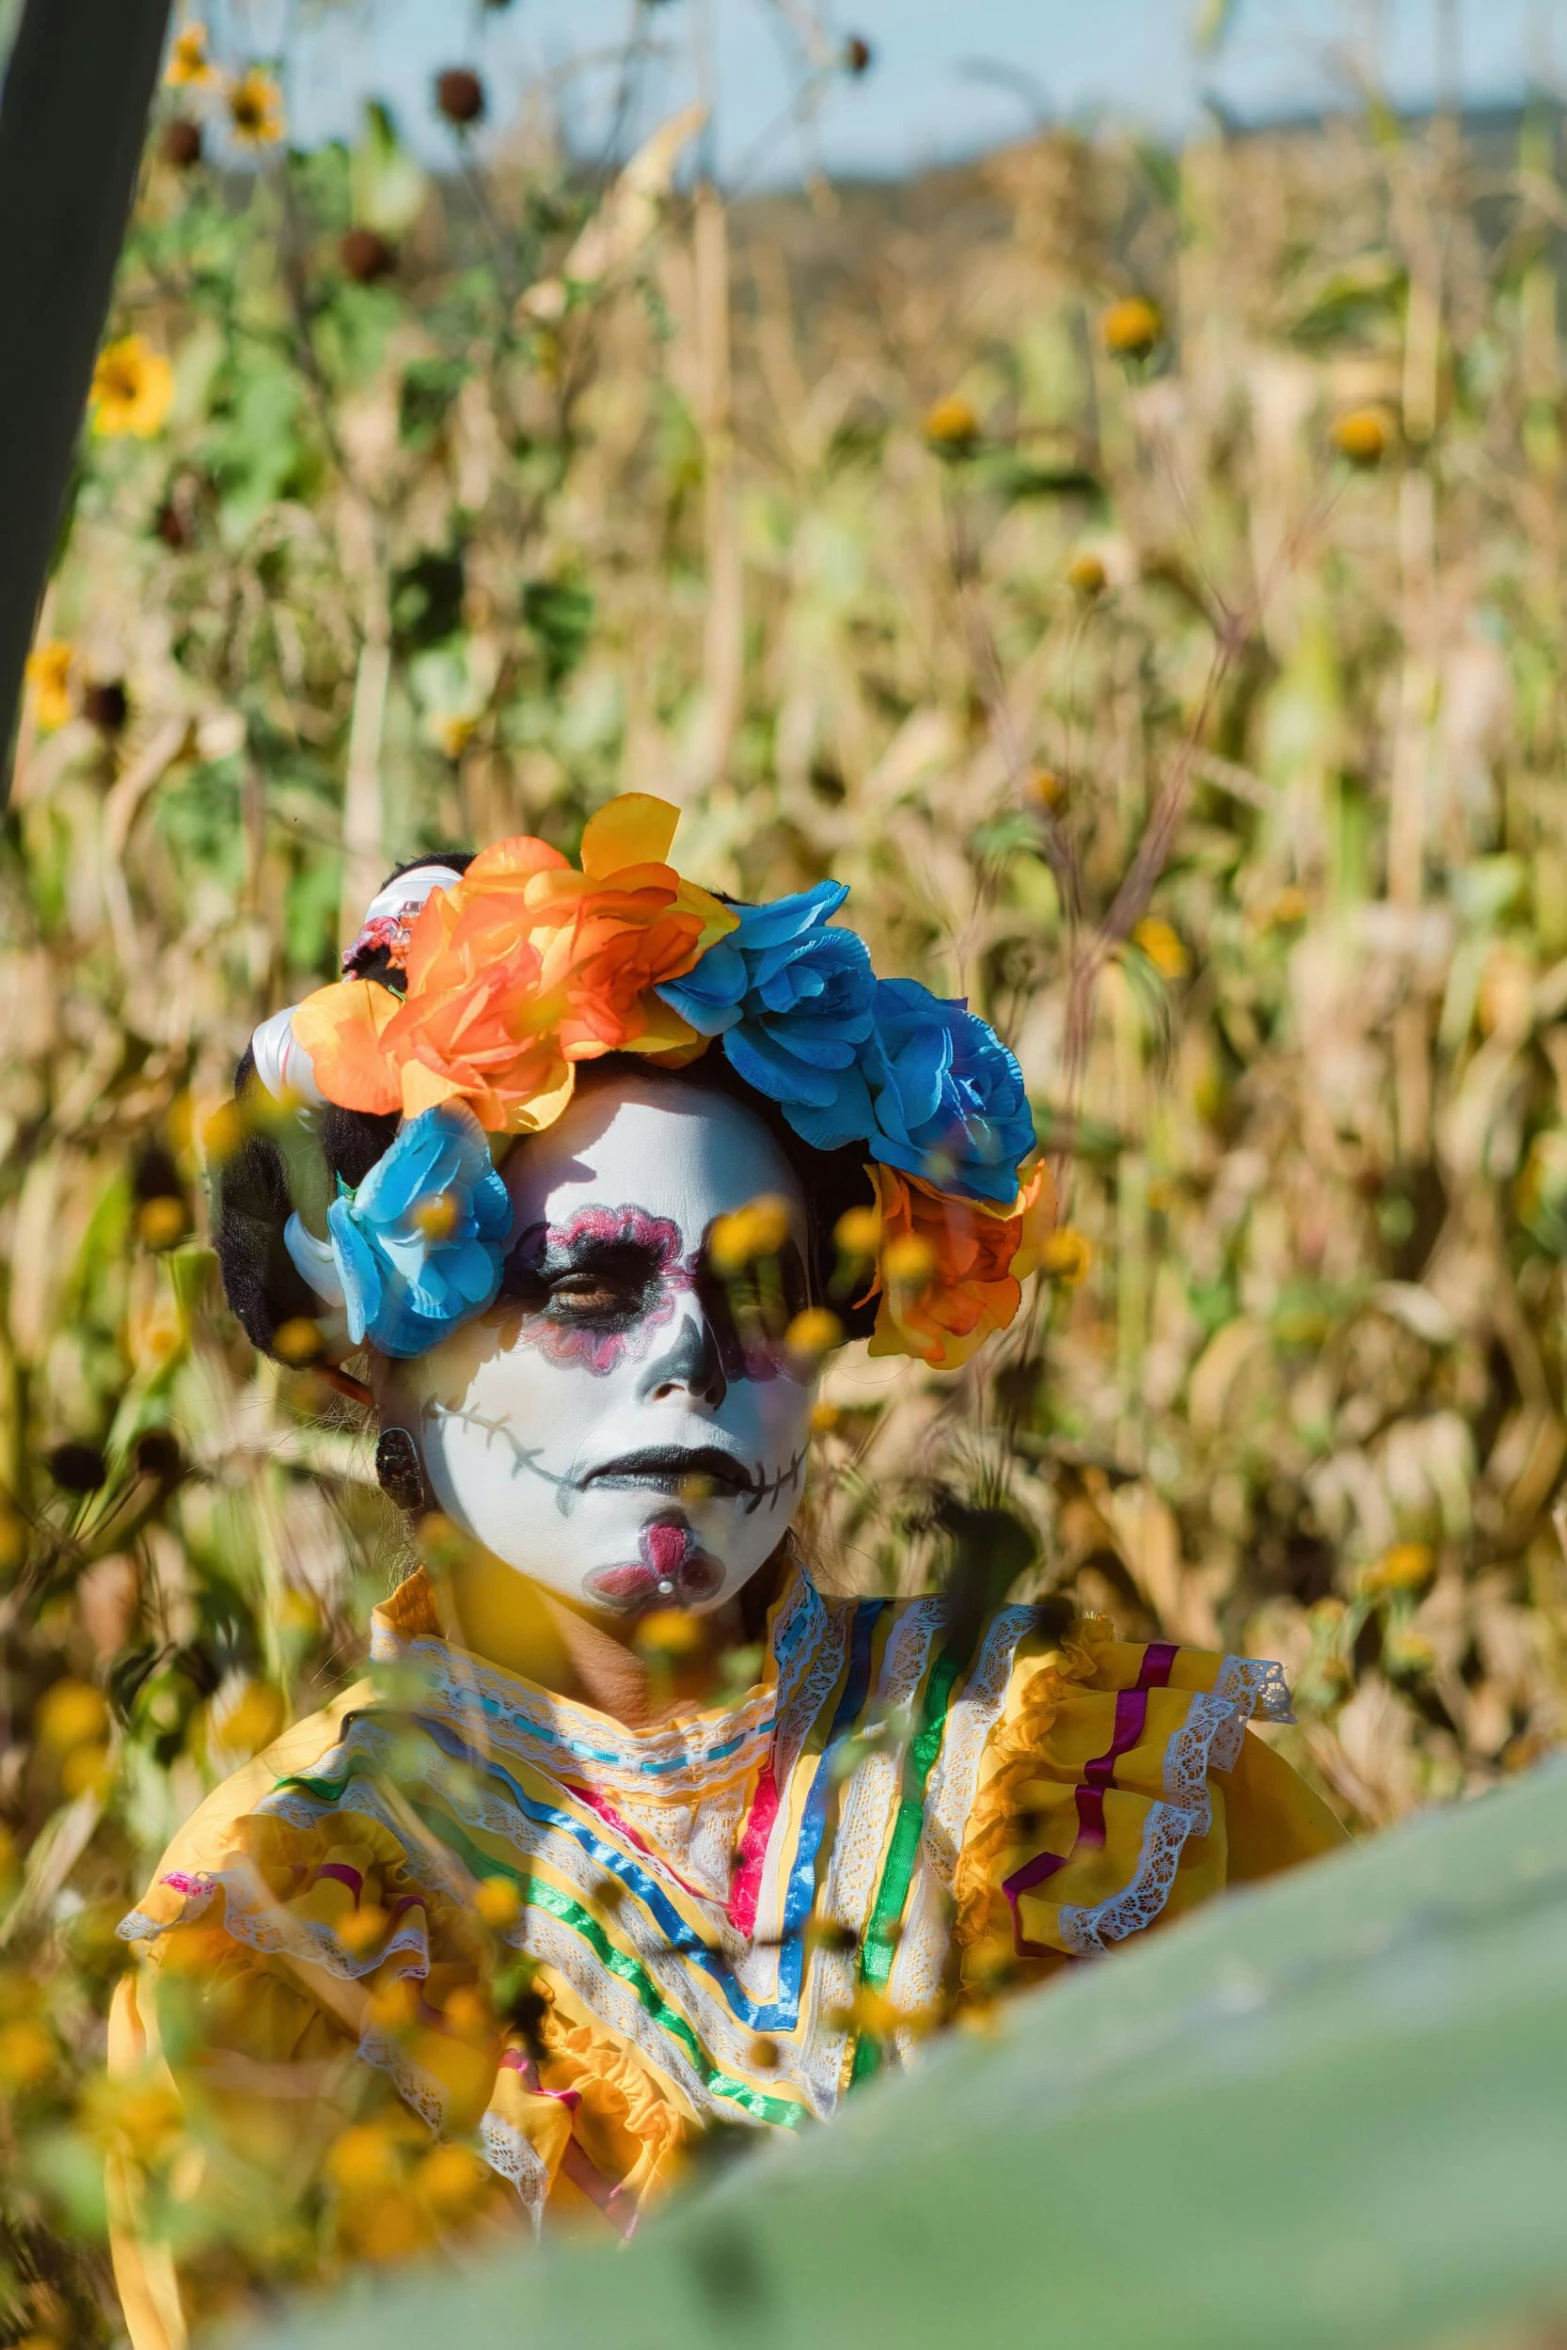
[109,1565,1343,2344]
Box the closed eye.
[503,1238,668,1323]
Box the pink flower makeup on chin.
[400,1066,818,1618]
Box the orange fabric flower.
[293,797,737,1134]
[861,1160,1056,1369]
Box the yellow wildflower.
[1133,916,1189,980]
[709,1194,793,1273]
[833,1205,882,1258]
[226,67,285,147]
[809,1400,842,1435]
[37,1678,108,1755]
[91,338,175,439]
[411,1190,459,1242]
[327,2123,402,2198]
[25,640,73,730]
[1101,296,1162,358]
[473,1876,521,1930]
[416,2143,487,2216]
[881,1233,936,1289]
[0,2019,55,2091]
[166,21,217,87]
[922,395,980,456]
[1067,549,1107,595]
[1038,1228,1091,1284]
[634,1608,705,1664]
[272,1316,323,1367]
[784,1307,843,1361]
[1332,406,1389,466]
[437,715,477,761]
[1360,1542,1435,1598]
[136,1195,188,1251]
[61,1744,112,1800]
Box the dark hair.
[213,855,878,1361]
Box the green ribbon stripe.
[850,1646,961,2086]
[275,1757,804,2131]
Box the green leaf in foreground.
[248,1758,1567,2350]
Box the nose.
[637,1297,729,1410]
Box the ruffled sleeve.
[953,1620,1346,1992]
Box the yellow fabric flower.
[91,338,175,439]
[226,67,285,147]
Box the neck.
[438,1547,765,1728]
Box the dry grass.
[3,81,1567,2335]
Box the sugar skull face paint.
[390,1067,819,1619]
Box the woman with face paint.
[106,800,1345,2346]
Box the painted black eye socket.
[501,1236,667,1325]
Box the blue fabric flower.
[657,880,879,1152]
[327,1104,511,1358]
[863,977,1035,1205]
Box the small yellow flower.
[437,714,477,761]
[709,1194,793,1274]
[881,1233,936,1290]
[1100,296,1162,359]
[91,337,176,439]
[226,66,285,147]
[211,1679,286,1758]
[25,640,74,731]
[1026,766,1064,811]
[61,1744,113,1800]
[1383,1629,1436,1680]
[412,1190,459,1242]
[0,2018,55,2091]
[327,2122,403,2198]
[273,1316,324,1366]
[1067,550,1107,595]
[749,2033,781,2071]
[166,21,217,87]
[1360,1542,1435,1598]
[809,1400,842,1436]
[276,1586,322,1639]
[1132,916,1189,980]
[336,1906,388,1956]
[136,1195,189,1251]
[1038,1228,1091,1285]
[473,1876,521,1930]
[1332,406,1389,466]
[201,1099,246,1167]
[832,1205,881,1259]
[416,2142,487,2216]
[634,1608,705,1664]
[784,1307,843,1362]
[923,395,980,456]
[37,1678,108,1755]
[1266,885,1309,928]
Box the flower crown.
[252,795,1053,1368]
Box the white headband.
[341,863,464,974]
[250,1003,324,1107]
[249,862,463,1107]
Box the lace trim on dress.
[479,2112,548,2233]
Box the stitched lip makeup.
[581,1443,757,1498]
[584,1517,725,1613]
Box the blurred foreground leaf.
[252,1759,1567,2350]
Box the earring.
[375,1426,427,1514]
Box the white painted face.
[400,1067,819,1620]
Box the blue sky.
[244,0,1561,179]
